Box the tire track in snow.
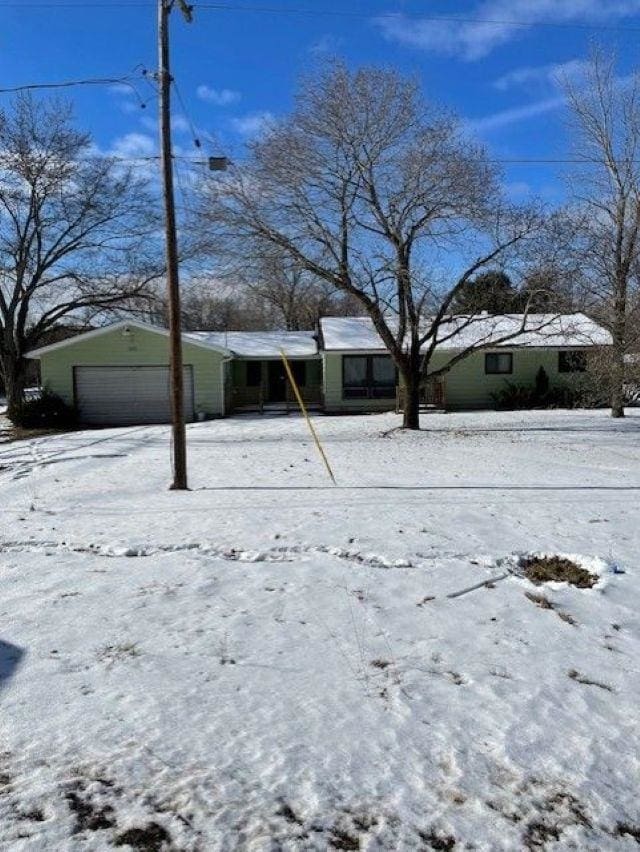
[0,538,419,570]
[0,425,168,481]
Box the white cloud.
[470,60,636,134]
[197,85,241,106]
[504,180,532,199]
[493,59,589,91]
[375,0,640,61]
[172,115,191,134]
[108,132,157,159]
[109,83,135,96]
[138,114,190,135]
[108,82,143,115]
[309,34,344,55]
[466,95,566,133]
[88,132,158,179]
[230,111,275,138]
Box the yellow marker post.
[279,350,337,485]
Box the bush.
[491,382,537,410]
[491,369,587,410]
[534,365,549,398]
[10,390,77,429]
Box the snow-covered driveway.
[1,410,639,850]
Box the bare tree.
[239,247,361,330]
[0,95,161,418]
[564,50,640,417]
[202,65,548,428]
[141,278,271,331]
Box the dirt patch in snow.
[520,555,598,588]
[113,821,173,851]
[568,669,615,692]
[524,592,578,626]
[65,780,116,834]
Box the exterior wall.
[324,348,589,412]
[38,325,227,417]
[440,347,583,410]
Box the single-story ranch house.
[26,313,611,425]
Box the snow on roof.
[189,330,318,358]
[320,314,611,352]
[27,319,232,359]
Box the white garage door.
[74,366,194,425]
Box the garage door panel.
[74,366,194,425]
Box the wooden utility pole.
[158,0,192,490]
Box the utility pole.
[158,0,192,490]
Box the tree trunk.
[402,376,421,430]
[610,344,625,418]
[3,354,27,421]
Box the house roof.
[27,321,318,360]
[27,320,232,358]
[319,314,612,352]
[189,330,318,358]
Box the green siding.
[324,348,587,412]
[438,348,581,410]
[38,325,227,417]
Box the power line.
[4,2,640,34]
[0,70,150,108]
[171,78,202,151]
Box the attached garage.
[27,320,231,424]
[74,365,195,425]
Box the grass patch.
[520,555,597,588]
[0,421,76,445]
[524,592,578,626]
[96,642,141,666]
[524,591,553,609]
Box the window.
[558,350,587,373]
[343,355,396,399]
[485,352,513,375]
[371,355,397,398]
[246,361,262,387]
[343,355,369,398]
[290,361,306,387]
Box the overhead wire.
[0,67,152,110]
[2,1,640,34]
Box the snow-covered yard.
[1,410,639,850]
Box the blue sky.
[4,0,640,202]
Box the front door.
[267,361,287,402]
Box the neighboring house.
[26,313,611,425]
